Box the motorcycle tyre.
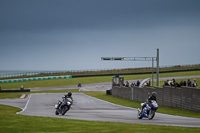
[148,109,155,120]
[55,110,59,115]
[62,106,69,115]
[137,109,142,119]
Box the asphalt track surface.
[0,75,200,127]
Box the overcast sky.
[0,0,200,71]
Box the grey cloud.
[0,0,200,32]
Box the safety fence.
[0,75,72,83]
[112,86,200,112]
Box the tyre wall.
[112,86,200,111]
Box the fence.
[112,86,200,112]
[0,75,72,83]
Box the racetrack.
[1,75,200,127]
[13,93,200,127]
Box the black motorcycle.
[55,96,73,115]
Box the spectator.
[131,82,134,87]
[125,81,129,87]
[144,81,148,86]
[175,82,181,87]
[148,81,151,86]
[171,79,176,87]
[167,80,172,86]
[119,79,123,87]
[164,81,169,86]
[187,79,191,87]
[192,79,198,87]
[178,80,186,86]
[136,80,140,86]
[183,80,186,86]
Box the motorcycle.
[55,96,73,115]
[137,100,158,120]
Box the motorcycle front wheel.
[137,109,142,119]
[148,109,155,120]
[55,110,59,115]
[62,106,69,115]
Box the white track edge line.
[16,94,32,114]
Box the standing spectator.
[171,79,176,87]
[131,82,134,87]
[125,81,129,87]
[144,81,148,86]
[136,80,140,86]
[164,81,169,86]
[119,79,123,87]
[180,80,184,86]
[192,79,198,87]
[168,80,172,86]
[183,80,186,86]
[148,81,151,86]
[187,79,191,87]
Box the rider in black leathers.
[59,92,73,113]
[141,92,157,111]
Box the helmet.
[152,92,157,97]
[67,92,72,97]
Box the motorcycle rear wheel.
[148,109,155,120]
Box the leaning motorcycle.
[137,100,158,120]
[55,96,72,115]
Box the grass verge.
[0,104,200,133]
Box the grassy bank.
[0,70,199,89]
[0,105,200,133]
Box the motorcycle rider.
[141,92,157,111]
[59,92,73,113]
[64,91,73,102]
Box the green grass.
[0,104,200,133]
[83,91,200,118]
[0,71,199,90]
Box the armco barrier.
[0,75,72,83]
[112,86,200,112]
